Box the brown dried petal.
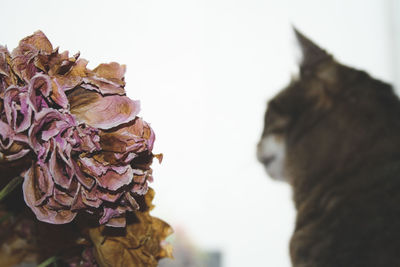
[50,78,69,108]
[82,76,126,95]
[81,62,126,95]
[17,30,53,54]
[22,163,78,224]
[93,62,126,82]
[81,186,103,208]
[72,159,95,189]
[22,164,51,206]
[0,46,11,77]
[53,186,76,207]
[10,31,53,82]
[53,58,89,92]
[67,58,89,78]
[98,118,150,154]
[97,189,123,203]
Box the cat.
[257,29,400,267]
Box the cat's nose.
[257,135,287,181]
[259,155,276,166]
[257,140,272,165]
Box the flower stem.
[37,256,59,267]
[0,176,23,202]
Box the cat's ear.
[293,27,332,70]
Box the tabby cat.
[257,29,400,267]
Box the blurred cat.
[257,29,400,267]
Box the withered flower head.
[0,31,161,227]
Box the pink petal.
[72,125,100,153]
[50,78,69,108]
[132,182,148,195]
[96,166,133,191]
[82,76,126,95]
[71,159,95,189]
[49,146,73,189]
[71,184,86,211]
[16,94,33,133]
[81,186,102,208]
[28,108,65,152]
[41,120,69,141]
[28,73,52,112]
[37,140,52,164]
[53,187,75,207]
[3,85,32,133]
[29,108,75,153]
[97,189,123,203]
[79,156,109,177]
[3,87,19,125]
[99,207,119,225]
[0,120,14,150]
[4,148,30,161]
[99,206,128,227]
[68,88,140,130]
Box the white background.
[1,1,397,266]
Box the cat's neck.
[291,152,400,211]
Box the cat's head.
[257,29,396,184]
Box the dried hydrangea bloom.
[0,31,162,227]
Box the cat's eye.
[263,102,290,135]
[265,116,288,134]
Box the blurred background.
[1,0,399,266]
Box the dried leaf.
[88,189,173,267]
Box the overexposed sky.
[0,1,395,267]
